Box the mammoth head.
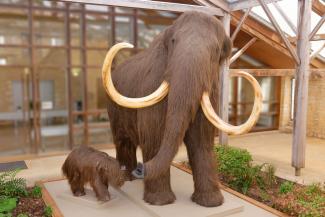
[102,11,262,135]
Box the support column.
[218,13,230,145]
[80,4,89,145]
[28,0,41,153]
[292,0,311,176]
[65,3,73,149]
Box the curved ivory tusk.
[201,71,263,135]
[102,42,169,109]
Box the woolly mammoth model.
[62,147,125,201]
[102,11,262,207]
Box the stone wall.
[279,76,325,139]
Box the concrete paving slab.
[228,131,325,185]
[120,167,244,217]
[58,187,118,209]
[44,167,244,217]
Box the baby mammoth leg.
[90,175,110,202]
[69,172,85,196]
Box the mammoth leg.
[90,175,110,202]
[142,148,176,205]
[115,136,137,181]
[184,110,224,207]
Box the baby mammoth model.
[102,11,262,206]
[62,146,125,202]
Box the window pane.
[137,18,169,48]
[116,16,133,43]
[0,48,29,66]
[0,11,28,45]
[71,49,81,66]
[87,49,106,66]
[0,0,27,4]
[71,13,81,47]
[0,67,32,156]
[37,66,69,153]
[33,0,66,8]
[86,14,111,47]
[87,68,106,110]
[34,11,65,46]
[35,48,67,67]
[71,67,84,112]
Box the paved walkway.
[228,131,325,185]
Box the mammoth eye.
[171,38,175,44]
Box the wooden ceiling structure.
[58,0,324,176]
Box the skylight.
[251,0,325,58]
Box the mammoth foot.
[144,191,176,205]
[73,190,85,197]
[191,191,224,207]
[97,194,111,202]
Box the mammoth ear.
[220,35,232,61]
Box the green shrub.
[44,205,52,217]
[30,185,42,198]
[0,198,17,213]
[279,181,294,194]
[0,170,27,198]
[214,145,267,194]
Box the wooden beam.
[229,0,282,11]
[193,0,215,7]
[309,14,325,41]
[207,0,230,12]
[229,68,325,77]
[312,0,325,17]
[310,42,325,60]
[230,37,257,64]
[289,33,325,43]
[231,8,251,42]
[273,2,297,34]
[58,0,224,16]
[218,13,230,145]
[312,33,325,41]
[292,0,311,176]
[258,0,300,64]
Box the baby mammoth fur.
[62,146,125,201]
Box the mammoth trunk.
[144,48,216,180]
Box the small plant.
[214,145,266,194]
[263,164,277,187]
[279,181,294,194]
[305,184,323,196]
[0,197,17,214]
[0,170,27,198]
[260,190,270,202]
[17,214,28,217]
[44,205,52,217]
[30,185,42,198]
[0,213,12,217]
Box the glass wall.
[0,0,173,157]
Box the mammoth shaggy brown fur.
[107,11,232,207]
[62,146,125,201]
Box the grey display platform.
[44,167,244,217]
